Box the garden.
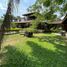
[1,33,67,67]
[0,0,67,67]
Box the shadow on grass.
[37,36,67,51]
[27,40,67,67]
[1,35,67,67]
[1,45,39,67]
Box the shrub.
[23,28,34,37]
[5,28,22,32]
[23,28,37,33]
[24,31,33,37]
[11,22,17,28]
[51,27,62,33]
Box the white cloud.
[0,3,7,10]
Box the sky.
[0,0,36,18]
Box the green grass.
[1,33,67,67]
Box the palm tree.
[0,0,20,50]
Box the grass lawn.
[1,33,67,67]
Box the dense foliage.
[28,0,67,20]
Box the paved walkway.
[55,32,67,37]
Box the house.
[12,12,67,31]
[37,20,62,30]
[13,12,37,28]
[47,14,67,31]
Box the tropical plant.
[28,0,67,20]
[31,12,45,29]
[0,0,20,49]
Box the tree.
[30,12,45,29]
[0,0,20,50]
[28,0,67,20]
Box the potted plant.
[24,28,34,37]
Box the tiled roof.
[49,20,62,24]
[13,20,32,23]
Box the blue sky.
[0,0,36,18]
